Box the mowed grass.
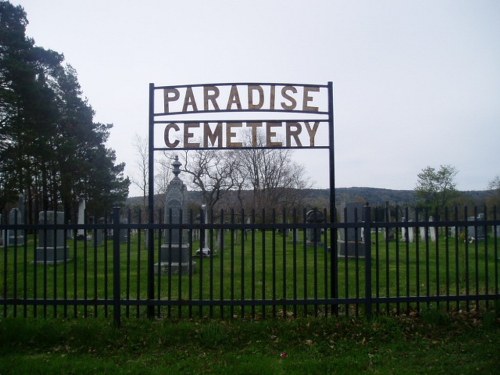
[1,227,499,318]
[0,310,499,374]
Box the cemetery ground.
[1,229,499,318]
[0,310,498,374]
[1,230,499,373]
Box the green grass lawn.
[0,311,498,374]
[1,227,499,319]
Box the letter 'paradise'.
[163,84,322,114]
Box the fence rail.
[1,206,499,324]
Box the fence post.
[364,204,372,319]
[147,83,156,320]
[113,207,121,327]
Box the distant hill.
[126,187,492,209]
[301,187,417,206]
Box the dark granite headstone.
[35,211,70,263]
[95,217,105,246]
[337,202,366,258]
[467,214,485,241]
[306,209,325,246]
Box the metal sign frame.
[147,81,335,316]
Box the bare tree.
[179,149,240,212]
[488,175,500,191]
[131,136,174,222]
[235,132,310,213]
[155,152,173,196]
[131,134,148,209]
[179,130,310,218]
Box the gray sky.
[11,0,500,196]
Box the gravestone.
[429,216,436,242]
[467,214,485,241]
[384,206,395,241]
[7,208,25,246]
[418,216,439,241]
[77,197,86,239]
[466,216,475,241]
[306,209,325,246]
[193,214,200,241]
[244,216,252,241]
[196,204,212,257]
[7,193,25,245]
[35,211,70,263]
[337,202,365,257]
[157,156,196,274]
[215,227,222,251]
[95,217,105,246]
[449,226,456,237]
[493,225,500,238]
[120,217,129,244]
[401,220,415,242]
[419,226,426,241]
[477,213,486,240]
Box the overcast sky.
[11,0,500,196]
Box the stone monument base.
[35,246,70,264]
[7,234,25,247]
[306,241,323,247]
[337,241,365,258]
[157,243,196,274]
[154,261,197,275]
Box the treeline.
[0,1,129,223]
[126,187,495,214]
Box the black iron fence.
[1,205,499,324]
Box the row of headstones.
[336,203,500,257]
[0,211,70,263]
[76,199,129,243]
[0,211,130,251]
[398,214,499,243]
[337,203,498,242]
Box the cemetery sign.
[147,81,335,314]
[148,80,335,222]
[150,83,332,151]
[148,81,334,210]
